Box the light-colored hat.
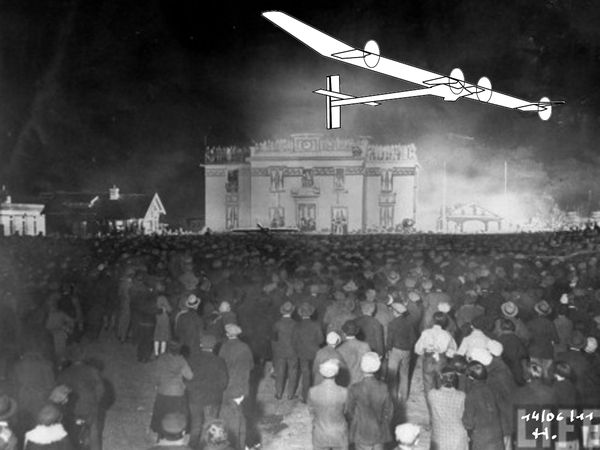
[469,347,493,366]
[343,280,358,292]
[501,301,518,318]
[319,359,340,378]
[360,352,381,373]
[408,291,421,302]
[280,301,295,315]
[360,301,376,316]
[585,337,598,354]
[487,340,504,357]
[534,300,552,316]
[185,294,201,309]
[395,423,421,446]
[390,302,407,315]
[437,302,451,313]
[404,277,417,288]
[326,331,341,346]
[224,323,242,337]
[387,271,400,284]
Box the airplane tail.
[326,75,341,129]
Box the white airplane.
[263,11,564,129]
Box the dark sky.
[1,0,599,224]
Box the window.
[226,169,239,193]
[334,168,345,190]
[226,205,239,230]
[301,168,314,187]
[380,205,394,230]
[381,169,393,192]
[269,167,285,192]
[297,203,316,231]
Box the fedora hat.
[279,301,295,316]
[501,301,518,318]
[534,300,552,316]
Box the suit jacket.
[271,317,297,359]
[186,350,228,406]
[337,338,371,386]
[308,379,348,448]
[555,348,598,405]
[486,357,516,435]
[312,346,347,386]
[462,380,504,450]
[496,332,528,384]
[175,310,204,354]
[347,376,393,445]
[218,338,254,400]
[355,315,385,356]
[292,319,324,360]
[57,362,105,421]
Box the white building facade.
[204,133,419,233]
[0,196,46,236]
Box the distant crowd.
[1,229,600,449]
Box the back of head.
[499,318,516,332]
[37,403,62,426]
[342,319,358,337]
[432,311,448,329]
[440,366,458,388]
[554,361,574,381]
[466,361,487,381]
[527,360,544,380]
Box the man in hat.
[57,345,105,450]
[414,312,457,396]
[498,301,530,344]
[346,352,394,450]
[421,284,451,332]
[355,302,384,358]
[186,334,229,449]
[218,324,253,450]
[337,320,371,387]
[23,403,72,450]
[271,301,298,400]
[555,331,599,406]
[307,359,349,450]
[175,294,204,358]
[495,318,528,385]
[0,395,17,450]
[292,302,324,402]
[312,332,347,386]
[148,413,192,450]
[455,291,484,331]
[394,423,420,450]
[386,302,417,403]
[526,300,559,380]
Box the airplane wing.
[263,11,563,120]
[262,11,439,87]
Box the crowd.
[1,229,600,449]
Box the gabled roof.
[40,191,166,220]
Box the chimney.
[109,185,120,200]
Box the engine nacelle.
[538,96,552,121]
[449,68,465,95]
[476,77,492,102]
[364,40,380,68]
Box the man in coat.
[292,302,324,402]
[174,294,204,358]
[186,334,228,449]
[271,301,298,400]
[346,352,394,450]
[355,302,384,357]
[307,359,349,450]
[386,302,417,403]
[526,300,558,380]
[218,324,254,449]
[337,320,371,387]
[313,332,347,386]
[462,362,504,450]
[57,345,105,450]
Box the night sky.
[1,0,599,226]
